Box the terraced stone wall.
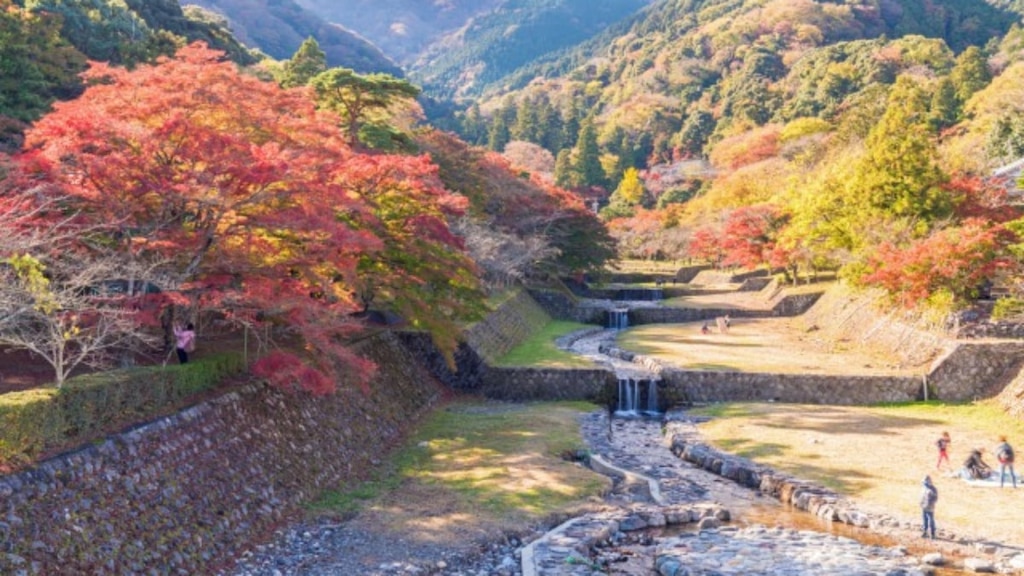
[528,288,607,324]
[479,367,616,403]
[661,369,924,405]
[464,289,552,362]
[629,292,823,326]
[0,331,444,575]
[928,342,1024,401]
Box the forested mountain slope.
[14,0,256,65]
[448,0,1024,314]
[408,0,652,99]
[183,0,401,74]
[295,0,504,64]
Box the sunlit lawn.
[494,321,598,368]
[310,400,609,541]
[616,318,921,375]
[691,401,1024,544]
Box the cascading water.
[615,377,662,417]
[617,377,639,415]
[608,309,629,330]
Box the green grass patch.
[493,321,598,368]
[310,400,609,522]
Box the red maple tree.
[19,43,479,392]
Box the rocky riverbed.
[220,407,994,576]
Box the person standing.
[996,436,1016,488]
[173,322,196,364]
[920,475,938,539]
[936,431,951,471]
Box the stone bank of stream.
[225,412,982,576]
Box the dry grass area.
[616,316,929,375]
[311,400,610,544]
[691,402,1024,545]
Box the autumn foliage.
[860,220,1013,307]
[14,43,481,392]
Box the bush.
[0,353,246,469]
[993,297,1024,321]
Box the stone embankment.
[0,332,446,575]
[653,526,931,576]
[518,412,962,575]
[665,425,1021,575]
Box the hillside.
[409,0,652,99]
[183,0,402,74]
[294,0,503,64]
[440,0,1024,314]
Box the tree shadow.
[759,411,945,437]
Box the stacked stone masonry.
[463,289,551,362]
[0,332,444,575]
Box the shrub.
[0,353,246,469]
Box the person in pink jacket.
[173,322,196,364]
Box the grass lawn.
[691,401,1024,544]
[616,317,924,375]
[609,260,686,274]
[493,321,598,368]
[310,400,610,541]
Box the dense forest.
[0,0,609,389]
[447,0,1024,319]
[7,0,1024,388]
[186,0,402,74]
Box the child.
[936,432,951,471]
[701,321,710,334]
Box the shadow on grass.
[786,464,875,494]
[685,363,742,371]
[716,438,788,459]
[759,411,945,436]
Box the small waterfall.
[615,378,662,417]
[647,380,659,414]
[609,308,629,330]
[617,378,639,415]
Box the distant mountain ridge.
[410,0,653,99]
[294,0,505,64]
[183,0,401,74]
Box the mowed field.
[691,402,1024,546]
[616,316,930,376]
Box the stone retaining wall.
[662,369,924,405]
[926,342,1024,401]
[674,265,709,283]
[668,434,904,533]
[464,289,551,362]
[629,292,822,326]
[605,342,1018,405]
[666,432,1019,571]
[0,332,444,575]
[528,288,606,324]
[479,368,616,402]
[958,320,1024,339]
[996,362,1024,419]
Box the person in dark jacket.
[920,475,938,539]
[963,448,992,480]
[996,436,1016,488]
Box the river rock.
[964,557,996,572]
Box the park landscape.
[8,0,1024,573]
